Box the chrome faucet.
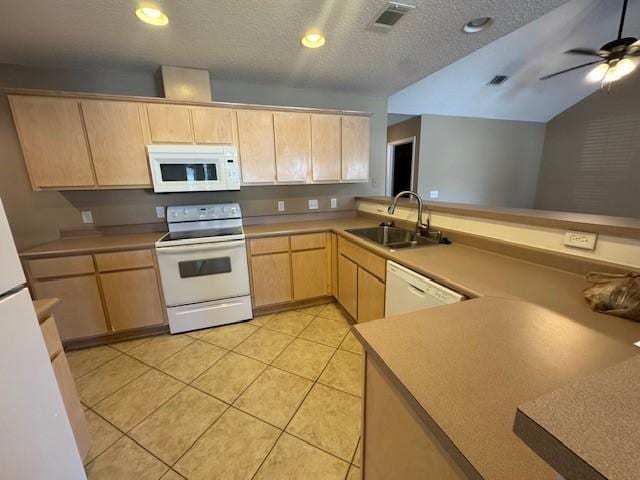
[387,190,430,236]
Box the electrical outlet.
[429,190,439,199]
[277,200,285,212]
[330,198,337,209]
[563,231,597,250]
[308,199,319,210]
[81,211,93,224]
[155,206,165,219]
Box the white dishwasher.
[385,261,465,316]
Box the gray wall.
[0,63,387,249]
[535,73,640,218]
[417,114,546,208]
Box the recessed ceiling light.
[301,32,326,49]
[463,17,493,34]
[135,7,169,26]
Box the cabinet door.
[341,116,370,181]
[274,112,310,182]
[338,254,358,319]
[8,95,95,188]
[251,252,292,307]
[292,249,329,300]
[146,104,193,143]
[192,107,235,144]
[99,268,164,331]
[357,268,385,323]
[236,110,276,183]
[32,276,108,341]
[82,100,151,186]
[311,114,341,181]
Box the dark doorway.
[391,141,413,195]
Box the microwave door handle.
[157,240,246,255]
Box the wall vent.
[487,75,509,86]
[368,2,415,32]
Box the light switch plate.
[155,206,165,218]
[277,200,285,212]
[308,199,319,210]
[563,231,597,250]
[429,190,439,199]
[81,211,93,224]
[330,198,337,209]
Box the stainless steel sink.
[346,226,439,249]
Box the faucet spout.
[387,190,430,236]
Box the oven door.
[149,155,228,193]
[156,240,250,307]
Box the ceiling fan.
[540,0,640,83]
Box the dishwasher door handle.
[408,283,426,297]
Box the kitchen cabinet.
[338,254,358,319]
[337,236,386,322]
[357,268,385,322]
[274,112,311,182]
[291,233,330,300]
[81,100,151,186]
[146,104,194,143]
[236,109,277,183]
[311,114,341,181]
[8,95,95,189]
[250,253,292,307]
[25,248,167,344]
[192,107,235,144]
[342,115,370,181]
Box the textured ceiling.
[0,0,568,94]
[389,0,640,121]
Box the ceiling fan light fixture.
[615,57,637,77]
[587,63,610,83]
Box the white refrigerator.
[0,198,86,479]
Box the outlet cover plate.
[277,200,285,212]
[330,198,337,209]
[308,199,319,210]
[429,190,439,199]
[81,211,93,224]
[155,206,165,218]
[563,231,597,250]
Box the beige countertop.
[19,232,163,258]
[33,297,59,322]
[514,354,640,480]
[353,298,639,480]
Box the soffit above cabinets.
[0,0,568,94]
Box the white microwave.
[148,145,241,193]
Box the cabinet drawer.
[28,255,95,279]
[40,315,63,359]
[95,249,154,272]
[290,233,326,251]
[250,236,290,255]
[338,236,386,281]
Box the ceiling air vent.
[487,75,509,86]
[368,2,415,32]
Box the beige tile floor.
[69,302,364,480]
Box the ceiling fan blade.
[565,48,609,57]
[540,60,604,80]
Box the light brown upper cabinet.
[192,107,235,144]
[8,95,95,189]
[274,112,311,182]
[81,100,151,186]
[236,109,277,183]
[342,115,370,181]
[311,114,341,181]
[146,104,194,143]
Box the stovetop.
[158,226,244,243]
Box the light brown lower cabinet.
[99,268,164,331]
[25,248,166,343]
[292,248,329,300]
[357,268,385,322]
[251,252,293,307]
[338,254,358,318]
[32,275,109,341]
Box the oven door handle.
[156,240,246,255]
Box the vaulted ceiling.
[0,0,568,94]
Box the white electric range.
[155,203,252,333]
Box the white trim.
[386,136,416,195]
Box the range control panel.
[166,203,241,223]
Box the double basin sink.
[346,226,439,250]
